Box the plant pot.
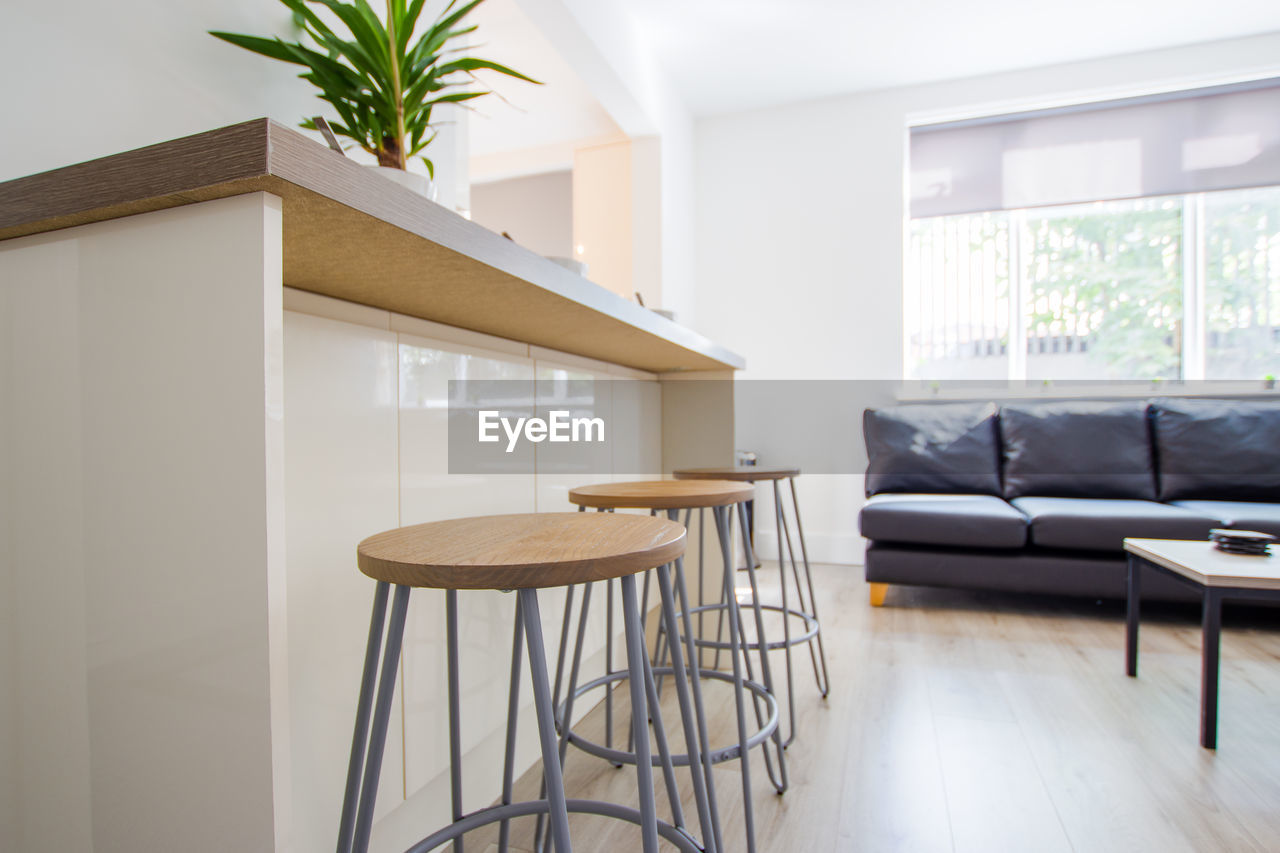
[369,165,437,200]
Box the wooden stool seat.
[569,479,753,510]
[674,466,800,481]
[357,513,685,590]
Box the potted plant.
[211,0,538,196]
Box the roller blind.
[909,78,1280,219]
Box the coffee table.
[1124,537,1280,749]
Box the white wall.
[0,0,459,190]
[1,0,303,181]
[471,170,574,258]
[693,31,1280,565]
[513,0,700,324]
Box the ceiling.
[628,0,1280,116]
[466,0,1280,161]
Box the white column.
[1,230,93,852]
[574,139,635,301]
[0,193,291,851]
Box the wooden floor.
[474,562,1280,852]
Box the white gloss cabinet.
[0,194,289,852]
[0,184,700,853]
[282,311,404,853]
[396,336,537,829]
[277,309,665,852]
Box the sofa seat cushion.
[1011,497,1219,551]
[1170,500,1280,538]
[859,493,1027,549]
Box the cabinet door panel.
[283,310,403,851]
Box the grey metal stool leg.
[606,577,616,759]
[620,573,661,853]
[659,511,719,853]
[646,509,672,714]
[498,595,524,853]
[555,508,587,724]
[734,502,789,792]
[586,507,619,762]
[703,507,727,673]
[687,508,703,665]
[696,504,785,794]
[520,588,575,853]
[778,497,829,700]
[640,565,654,640]
[770,480,799,748]
[348,583,411,853]
[712,506,761,851]
[634,510,672,748]
[788,476,831,697]
[637,635,689,833]
[446,590,464,852]
[602,510,618,762]
[337,580,390,853]
[536,583,594,852]
[551,585,576,719]
[661,549,721,853]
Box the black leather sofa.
[858,398,1280,604]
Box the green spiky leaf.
[211,0,538,171]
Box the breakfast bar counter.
[0,118,742,374]
[0,122,739,852]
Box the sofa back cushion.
[1000,401,1156,499]
[1151,398,1280,501]
[864,402,1002,496]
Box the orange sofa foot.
[868,582,888,607]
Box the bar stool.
[337,512,709,853]
[674,467,831,748]
[556,480,786,853]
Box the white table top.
[1124,538,1280,591]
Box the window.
[1203,187,1280,379]
[906,80,1280,381]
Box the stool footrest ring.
[404,797,704,853]
[677,603,819,652]
[558,668,779,767]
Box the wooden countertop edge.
[0,119,744,373]
[0,118,274,239]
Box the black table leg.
[1201,589,1223,749]
[1126,554,1141,677]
